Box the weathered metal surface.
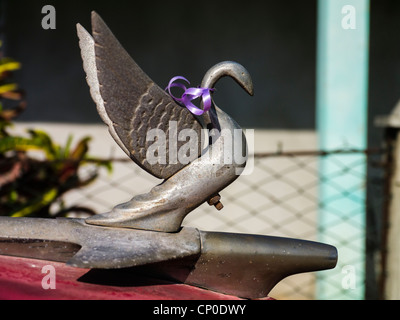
[189,231,337,298]
[78,12,254,232]
[131,231,337,299]
[0,217,200,269]
[0,216,337,299]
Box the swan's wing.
[77,12,203,179]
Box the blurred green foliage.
[0,45,111,217]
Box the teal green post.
[316,0,370,299]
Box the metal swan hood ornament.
[77,12,253,233]
[0,12,337,300]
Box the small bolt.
[207,194,224,211]
[214,202,224,210]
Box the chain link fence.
[58,146,386,300]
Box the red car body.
[0,255,274,300]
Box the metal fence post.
[316,0,370,299]
[375,103,400,299]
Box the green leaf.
[0,132,58,159]
[0,83,17,95]
[9,190,18,203]
[11,188,58,218]
[0,58,21,73]
[0,136,43,153]
[62,135,74,159]
[70,136,91,160]
[27,129,60,160]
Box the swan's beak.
[234,64,254,96]
[201,61,254,96]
